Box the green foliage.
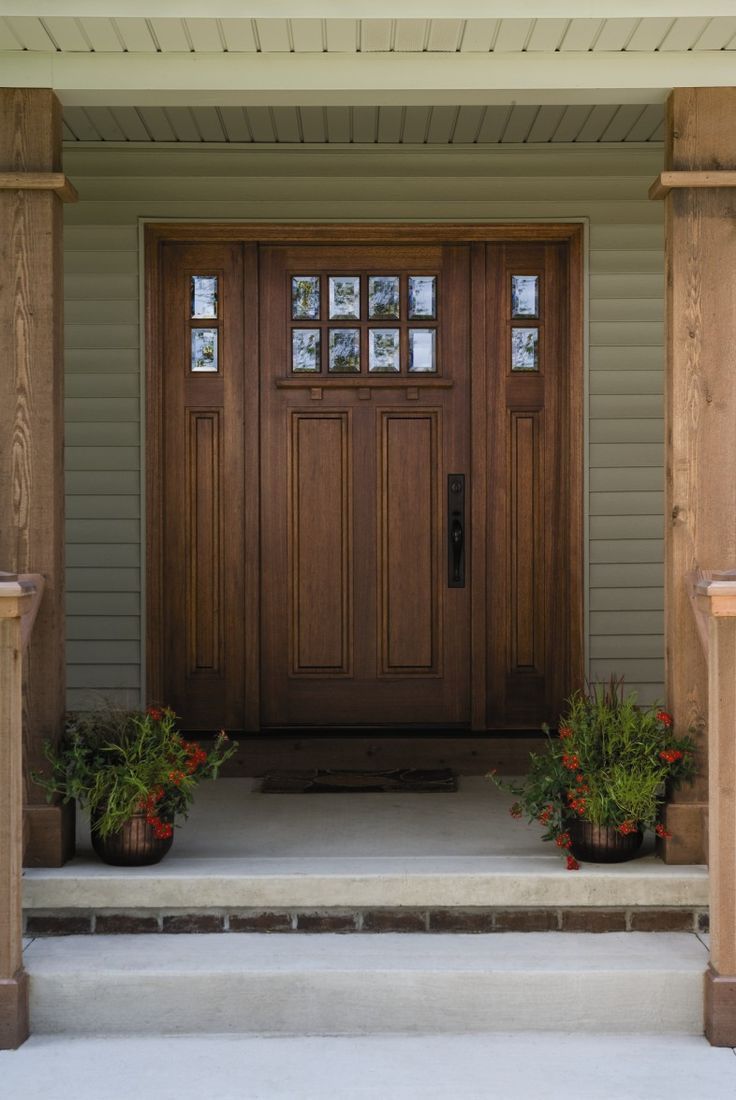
[33,704,237,838]
[489,678,697,853]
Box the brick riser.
[24,906,710,936]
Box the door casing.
[145,222,584,732]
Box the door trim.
[145,223,584,730]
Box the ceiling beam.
[4,2,736,17]
[1,51,734,107]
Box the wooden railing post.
[696,577,736,1047]
[0,578,37,1049]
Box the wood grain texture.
[0,90,67,866]
[662,88,736,864]
[0,172,77,203]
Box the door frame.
[145,222,584,731]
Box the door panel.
[260,243,470,727]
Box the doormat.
[259,768,458,794]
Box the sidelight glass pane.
[369,328,400,372]
[292,329,321,372]
[511,275,539,318]
[511,327,539,371]
[329,276,361,320]
[191,276,218,319]
[408,275,436,319]
[191,328,218,372]
[408,328,436,373]
[368,276,400,320]
[292,275,320,320]
[329,328,360,372]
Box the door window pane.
[369,328,400,372]
[408,276,436,319]
[191,276,218,319]
[292,329,321,372]
[329,276,361,320]
[368,276,400,320]
[329,329,361,372]
[511,275,539,318]
[292,276,320,320]
[511,327,539,371]
[191,328,218,372]
[408,329,436,372]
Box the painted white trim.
[5,50,735,105]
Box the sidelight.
[190,328,218,372]
[511,327,539,371]
[511,275,539,319]
[190,275,218,319]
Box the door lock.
[447,474,465,588]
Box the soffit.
[61,102,665,144]
[2,16,735,53]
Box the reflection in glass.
[408,275,436,319]
[292,329,321,373]
[329,276,361,320]
[369,329,400,372]
[292,276,320,320]
[511,275,539,318]
[368,276,400,320]
[329,328,360,372]
[191,328,218,372]
[191,276,218,319]
[408,328,436,373]
[511,327,539,371]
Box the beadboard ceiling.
[61,102,665,144]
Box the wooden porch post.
[695,579,736,1046]
[0,581,35,1049]
[0,89,76,866]
[649,88,736,864]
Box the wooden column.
[0,89,76,866]
[695,580,736,1047]
[651,88,736,863]
[0,581,35,1049]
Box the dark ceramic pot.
[566,818,643,863]
[91,811,174,866]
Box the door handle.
[448,475,465,588]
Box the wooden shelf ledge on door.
[275,378,453,388]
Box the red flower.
[562,753,581,772]
[167,769,185,787]
[146,706,164,722]
[566,855,580,871]
[657,711,673,727]
[559,727,573,740]
[555,832,572,849]
[655,823,672,840]
[659,749,683,764]
[618,820,638,836]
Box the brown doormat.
[259,768,457,793]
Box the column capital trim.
[0,172,77,203]
[649,170,736,200]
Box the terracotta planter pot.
[90,811,174,866]
[566,818,643,863]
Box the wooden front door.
[148,225,583,734]
[260,244,471,726]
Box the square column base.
[658,802,707,864]
[0,970,29,1050]
[24,800,75,867]
[705,966,736,1047]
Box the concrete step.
[25,931,708,1037]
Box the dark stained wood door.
[260,244,471,726]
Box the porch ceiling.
[2,10,736,110]
[62,102,665,144]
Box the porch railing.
[0,573,44,1050]
[689,570,736,1046]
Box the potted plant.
[35,705,237,865]
[489,680,696,869]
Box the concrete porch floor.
[23,779,708,913]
